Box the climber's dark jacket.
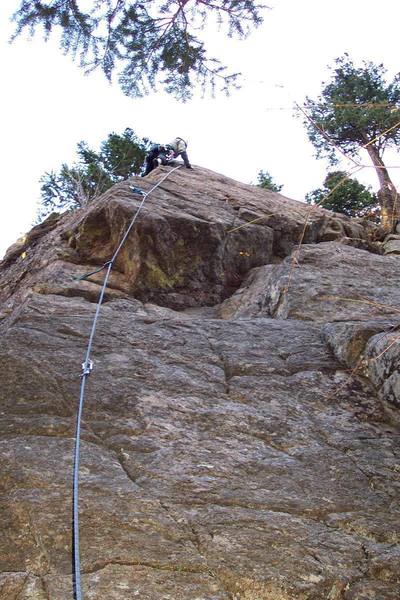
[142,144,171,176]
[142,138,192,176]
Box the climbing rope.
[72,165,181,600]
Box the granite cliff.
[1,166,399,599]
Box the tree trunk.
[365,145,399,231]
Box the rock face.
[0,166,399,599]
[218,243,400,322]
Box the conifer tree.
[256,170,283,192]
[306,171,378,219]
[38,128,148,220]
[303,55,400,230]
[11,0,265,100]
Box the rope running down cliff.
[73,165,181,600]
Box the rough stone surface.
[365,328,400,409]
[383,233,400,255]
[1,166,399,599]
[219,242,400,322]
[321,320,400,413]
[322,320,400,368]
[0,166,380,315]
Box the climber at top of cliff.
[142,137,192,176]
[167,137,192,170]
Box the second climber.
[142,137,192,176]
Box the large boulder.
[0,167,378,314]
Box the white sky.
[1,0,399,257]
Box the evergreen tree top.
[303,54,400,162]
[11,0,265,100]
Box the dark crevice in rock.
[40,286,117,305]
[361,543,371,570]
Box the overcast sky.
[1,0,399,257]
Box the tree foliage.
[38,127,148,221]
[305,171,378,218]
[303,54,400,164]
[11,0,265,100]
[256,170,283,192]
[302,54,400,229]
